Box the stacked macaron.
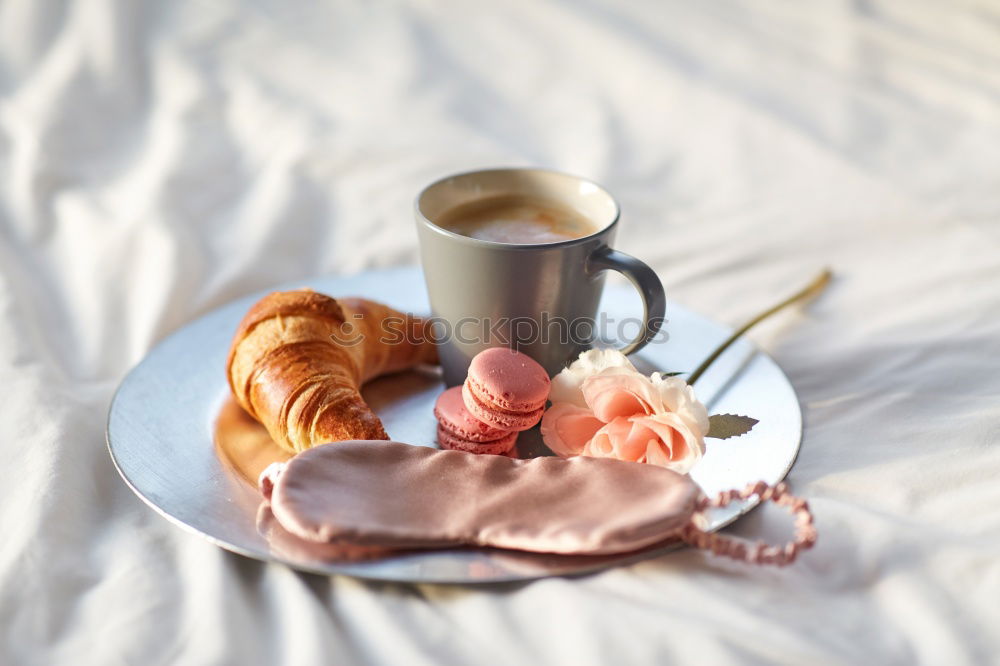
[462,347,551,431]
[434,347,551,455]
[434,387,518,455]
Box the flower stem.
[687,269,832,386]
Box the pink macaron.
[462,347,550,431]
[434,386,518,455]
[436,425,518,456]
[434,386,510,443]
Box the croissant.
[227,289,438,453]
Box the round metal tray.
[107,267,801,584]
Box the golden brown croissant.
[226,289,437,453]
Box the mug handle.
[587,246,666,355]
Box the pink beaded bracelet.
[681,481,817,566]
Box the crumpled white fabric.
[1,0,999,664]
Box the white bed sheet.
[1,0,999,663]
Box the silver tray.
[107,267,802,584]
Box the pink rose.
[541,351,709,473]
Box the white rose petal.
[651,373,710,437]
[549,349,637,407]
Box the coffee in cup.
[436,194,598,244]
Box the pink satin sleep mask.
[260,440,816,566]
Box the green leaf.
[659,371,686,377]
[706,414,759,440]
